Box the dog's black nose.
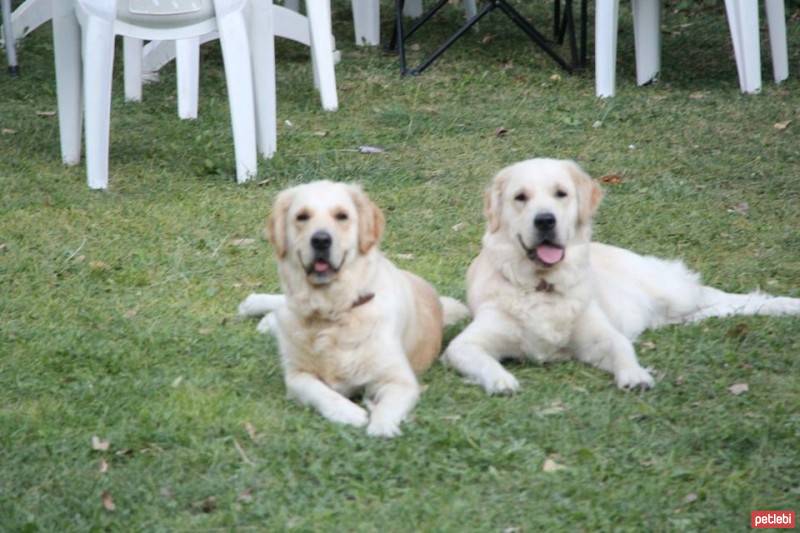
[310,230,332,251]
[534,212,557,231]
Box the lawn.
[1,0,799,530]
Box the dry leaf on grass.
[123,308,138,319]
[495,127,509,137]
[394,253,415,260]
[238,489,254,503]
[774,120,791,130]
[193,496,217,513]
[537,401,567,416]
[101,491,116,511]
[542,457,567,472]
[689,91,706,100]
[91,436,110,451]
[230,238,256,247]
[1,128,16,135]
[89,260,110,271]
[683,492,698,504]
[358,145,385,154]
[36,110,56,117]
[171,376,183,387]
[599,174,623,185]
[244,422,258,442]
[549,74,561,82]
[0,243,7,253]
[728,202,749,215]
[99,459,109,473]
[451,222,466,232]
[728,383,749,395]
[312,130,328,137]
[481,33,495,44]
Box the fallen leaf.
[599,174,623,185]
[410,43,421,51]
[774,120,791,130]
[688,91,706,100]
[171,376,184,388]
[244,422,258,441]
[193,496,217,513]
[91,436,110,451]
[683,492,698,504]
[1,128,16,134]
[160,487,174,500]
[549,73,561,82]
[284,120,293,127]
[198,327,213,336]
[726,323,749,339]
[230,238,255,247]
[89,260,110,271]
[394,253,415,260]
[256,178,272,186]
[238,489,254,503]
[592,120,603,128]
[675,375,685,386]
[451,222,466,232]
[101,491,116,511]
[0,243,7,253]
[114,448,134,457]
[481,33,495,44]
[537,400,567,416]
[641,340,656,350]
[358,145,385,154]
[542,457,567,472]
[312,130,328,137]
[728,202,749,215]
[495,127,509,137]
[123,308,138,319]
[36,110,56,117]
[99,459,109,473]
[502,528,521,533]
[728,383,749,395]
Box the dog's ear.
[484,171,508,233]
[349,185,385,254]
[567,161,603,226]
[266,188,295,259]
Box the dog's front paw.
[322,401,369,428]
[238,294,264,317]
[481,368,520,395]
[256,314,275,335]
[366,417,402,438]
[615,365,655,390]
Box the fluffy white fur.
[443,158,800,394]
[239,181,469,437]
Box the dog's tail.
[440,297,471,326]
[238,293,286,317]
[686,287,800,322]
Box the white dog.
[239,181,468,437]
[443,159,800,394]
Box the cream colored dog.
[444,158,800,394]
[239,181,468,437]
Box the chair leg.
[123,37,143,101]
[308,0,338,110]
[725,0,761,93]
[404,0,422,18]
[214,0,257,183]
[351,0,379,46]
[82,13,116,189]
[249,0,277,159]
[176,37,200,119]
[52,0,82,165]
[463,0,477,19]
[2,0,18,75]
[765,0,788,83]
[632,0,660,86]
[594,0,618,97]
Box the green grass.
[2,0,799,530]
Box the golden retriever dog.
[239,181,469,437]
[443,158,800,394]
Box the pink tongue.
[314,260,330,273]
[536,244,564,265]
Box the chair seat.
[118,0,213,28]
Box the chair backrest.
[117,0,214,28]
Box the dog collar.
[352,292,375,308]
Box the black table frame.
[390,0,588,76]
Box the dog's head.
[484,159,603,268]
[267,181,385,286]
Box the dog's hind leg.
[238,293,286,317]
[686,287,800,322]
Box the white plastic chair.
[52,0,276,189]
[595,0,788,97]
[123,0,339,118]
[351,0,477,46]
[1,0,17,74]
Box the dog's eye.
[514,192,528,202]
[555,190,568,198]
[296,212,310,222]
[335,212,349,221]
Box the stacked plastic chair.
[595,0,788,97]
